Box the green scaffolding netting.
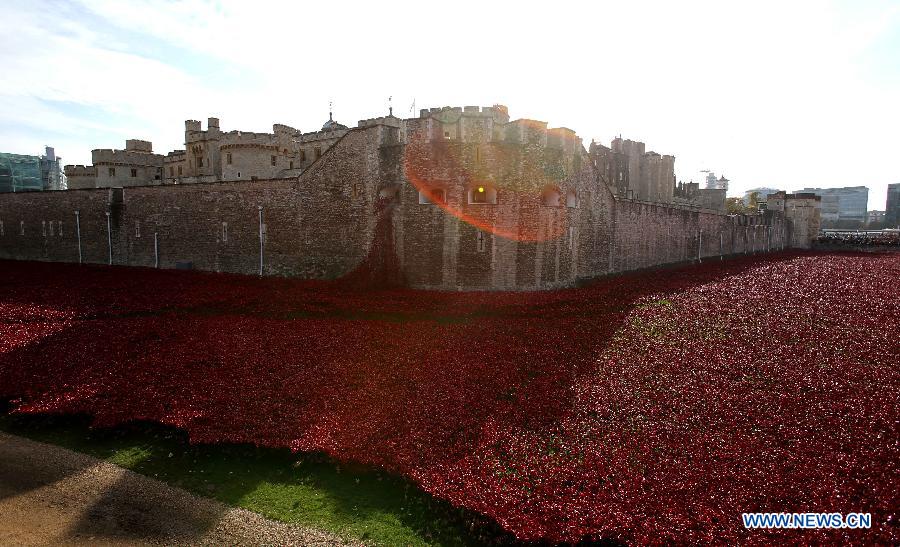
[0,152,44,192]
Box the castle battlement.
[63,165,97,176]
[407,104,587,150]
[296,129,348,143]
[546,127,581,151]
[221,130,276,143]
[125,139,153,153]
[184,118,222,143]
[419,104,509,123]
[273,123,298,136]
[2,115,816,291]
[91,146,165,167]
[220,142,278,151]
[357,116,402,128]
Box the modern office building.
[0,146,66,192]
[799,186,868,227]
[886,183,900,227]
[867,210,885,226]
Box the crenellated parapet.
[91,147,165,167]
[418,105,510,124]
[63,165,97,176]
[220,131,278,148]
[357,116,402,129]
[272,123,299,137]
[125,139,153,153]
[404,104,584,155]
[62,164,98,189]
[596,137,678,203]
[296,128,349,144]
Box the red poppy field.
[1,252,898,544]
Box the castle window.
[169,166,174,176]
[476,231,486,252]
[468,185,497,205]
[198,157,203,168]
[20,221,25,235]
[315,147,322,159]
[237,171,241,178]
[299,150,306,161]
[222,222,228,242]
[130,168,137,177]
[0,220,4,236]
[419,188,446,205]
[109,167,116,177]
[135,220,140,238]
[444,131,450,138]
[57,221,62,237]
[566,190,578,208]
[289,161,293,170]
[569,226,577,249]
[542,186,561,207]
[226,152,232,165]
[352,183,361,198]
[177,166,183,176]
[42,221,46,237]
[271,155,277,166]
[49,221,54,236]
[475,148,482,163]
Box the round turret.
[322,112,348,131]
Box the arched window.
[418,187,446,205]
[542,186,561,207]
[566,189,578,208]
[468,185,497,205]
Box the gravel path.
[0,431,354,546]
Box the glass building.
[886,183,900,227]
[0,147,66,192]
[800,186,869,226]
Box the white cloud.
[0,0,897,207]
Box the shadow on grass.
[0,404,529,546]
[0,406,628,546]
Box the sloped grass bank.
[0,407,516,546]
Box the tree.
[747,191,761,211]
[726,197,750,215]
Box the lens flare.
[402,128,575,243]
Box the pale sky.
[1,0,898,208]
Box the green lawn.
[0,410,512,546]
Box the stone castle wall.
[394,133,609,290]
[610,201,788,273]
[0,128,384,278]
[2,122,799,290]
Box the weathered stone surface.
[2,107,815,290]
